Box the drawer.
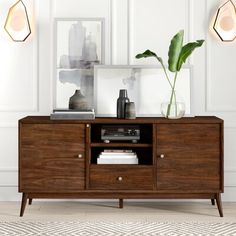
[89,165,154,190]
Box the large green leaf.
[168,30,184,72]
[177,40,204,71]
[135,49,163,65]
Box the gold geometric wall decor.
[213,0,236,42]
[4,0,31,42]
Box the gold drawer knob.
[160,154,165,159]
[117,176,123,181]
[78,154,83,158]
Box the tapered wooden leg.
[211,199,215,205]
[119,199,123,209]
[216,193,223,217]
[20,193,28,217]
[29,199,32,205]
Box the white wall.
[0,0,236,201]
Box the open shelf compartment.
[90,123,153,144]
[90,146,153,165]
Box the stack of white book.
[97,150,138,164]
[50,109,95,120]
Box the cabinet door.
[156,124,221,192]
[20,124,86,192]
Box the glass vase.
[161,90,185,119]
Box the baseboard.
[0,187,21,201]
[0,168,18,187]
[225,168,236,186]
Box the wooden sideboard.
[19,116,224,217]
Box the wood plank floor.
[0,201,236,222]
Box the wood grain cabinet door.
[20,124,86,192]
[156,124,222,192]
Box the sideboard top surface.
[19,116,223,124]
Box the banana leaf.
[168,30,184,72]
[135,49,163,65]
[177,40,204,71]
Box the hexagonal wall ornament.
[213,0,236,42]
[4,0,31,42]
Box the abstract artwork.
[94,65,192,117]
[54,18,104,109]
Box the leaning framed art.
[94,65,193,117]
[53,18,105,109]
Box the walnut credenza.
[19,116,224,217]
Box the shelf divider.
[90,143,152,148]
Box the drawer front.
[89,166,154,190]
[21,159,85,192]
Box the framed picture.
[94,65,193,117]
[53,18,105,109]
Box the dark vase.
[117,89,130,119]
[69,89,88,110]
[125,102,136,119]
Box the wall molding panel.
[0,0,39,113]
[110,0,129,65]
[205,0,236,112]
[128,0,191,65]
[187,0,194,65]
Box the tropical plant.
[136,30,204,118]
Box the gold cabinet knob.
[78,154,83,158]
[86,124,90,128]
[160,154,165,159]
[117,176,123,181]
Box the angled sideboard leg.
[119,199,123,209]
[29,199,33,205]
[20,193,28,217]
[216,193,223,217]
[211,199,215,205]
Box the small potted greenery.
[136,30,204,119]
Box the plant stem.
[166,71,178,118]
[173,90,177,117]
[160,62,173,89]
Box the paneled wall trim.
[1,0,236,201]
[0,0,39,113]
[206,0,236,112]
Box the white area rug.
[0,221,236,236]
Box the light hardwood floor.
[0,201,236,222]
